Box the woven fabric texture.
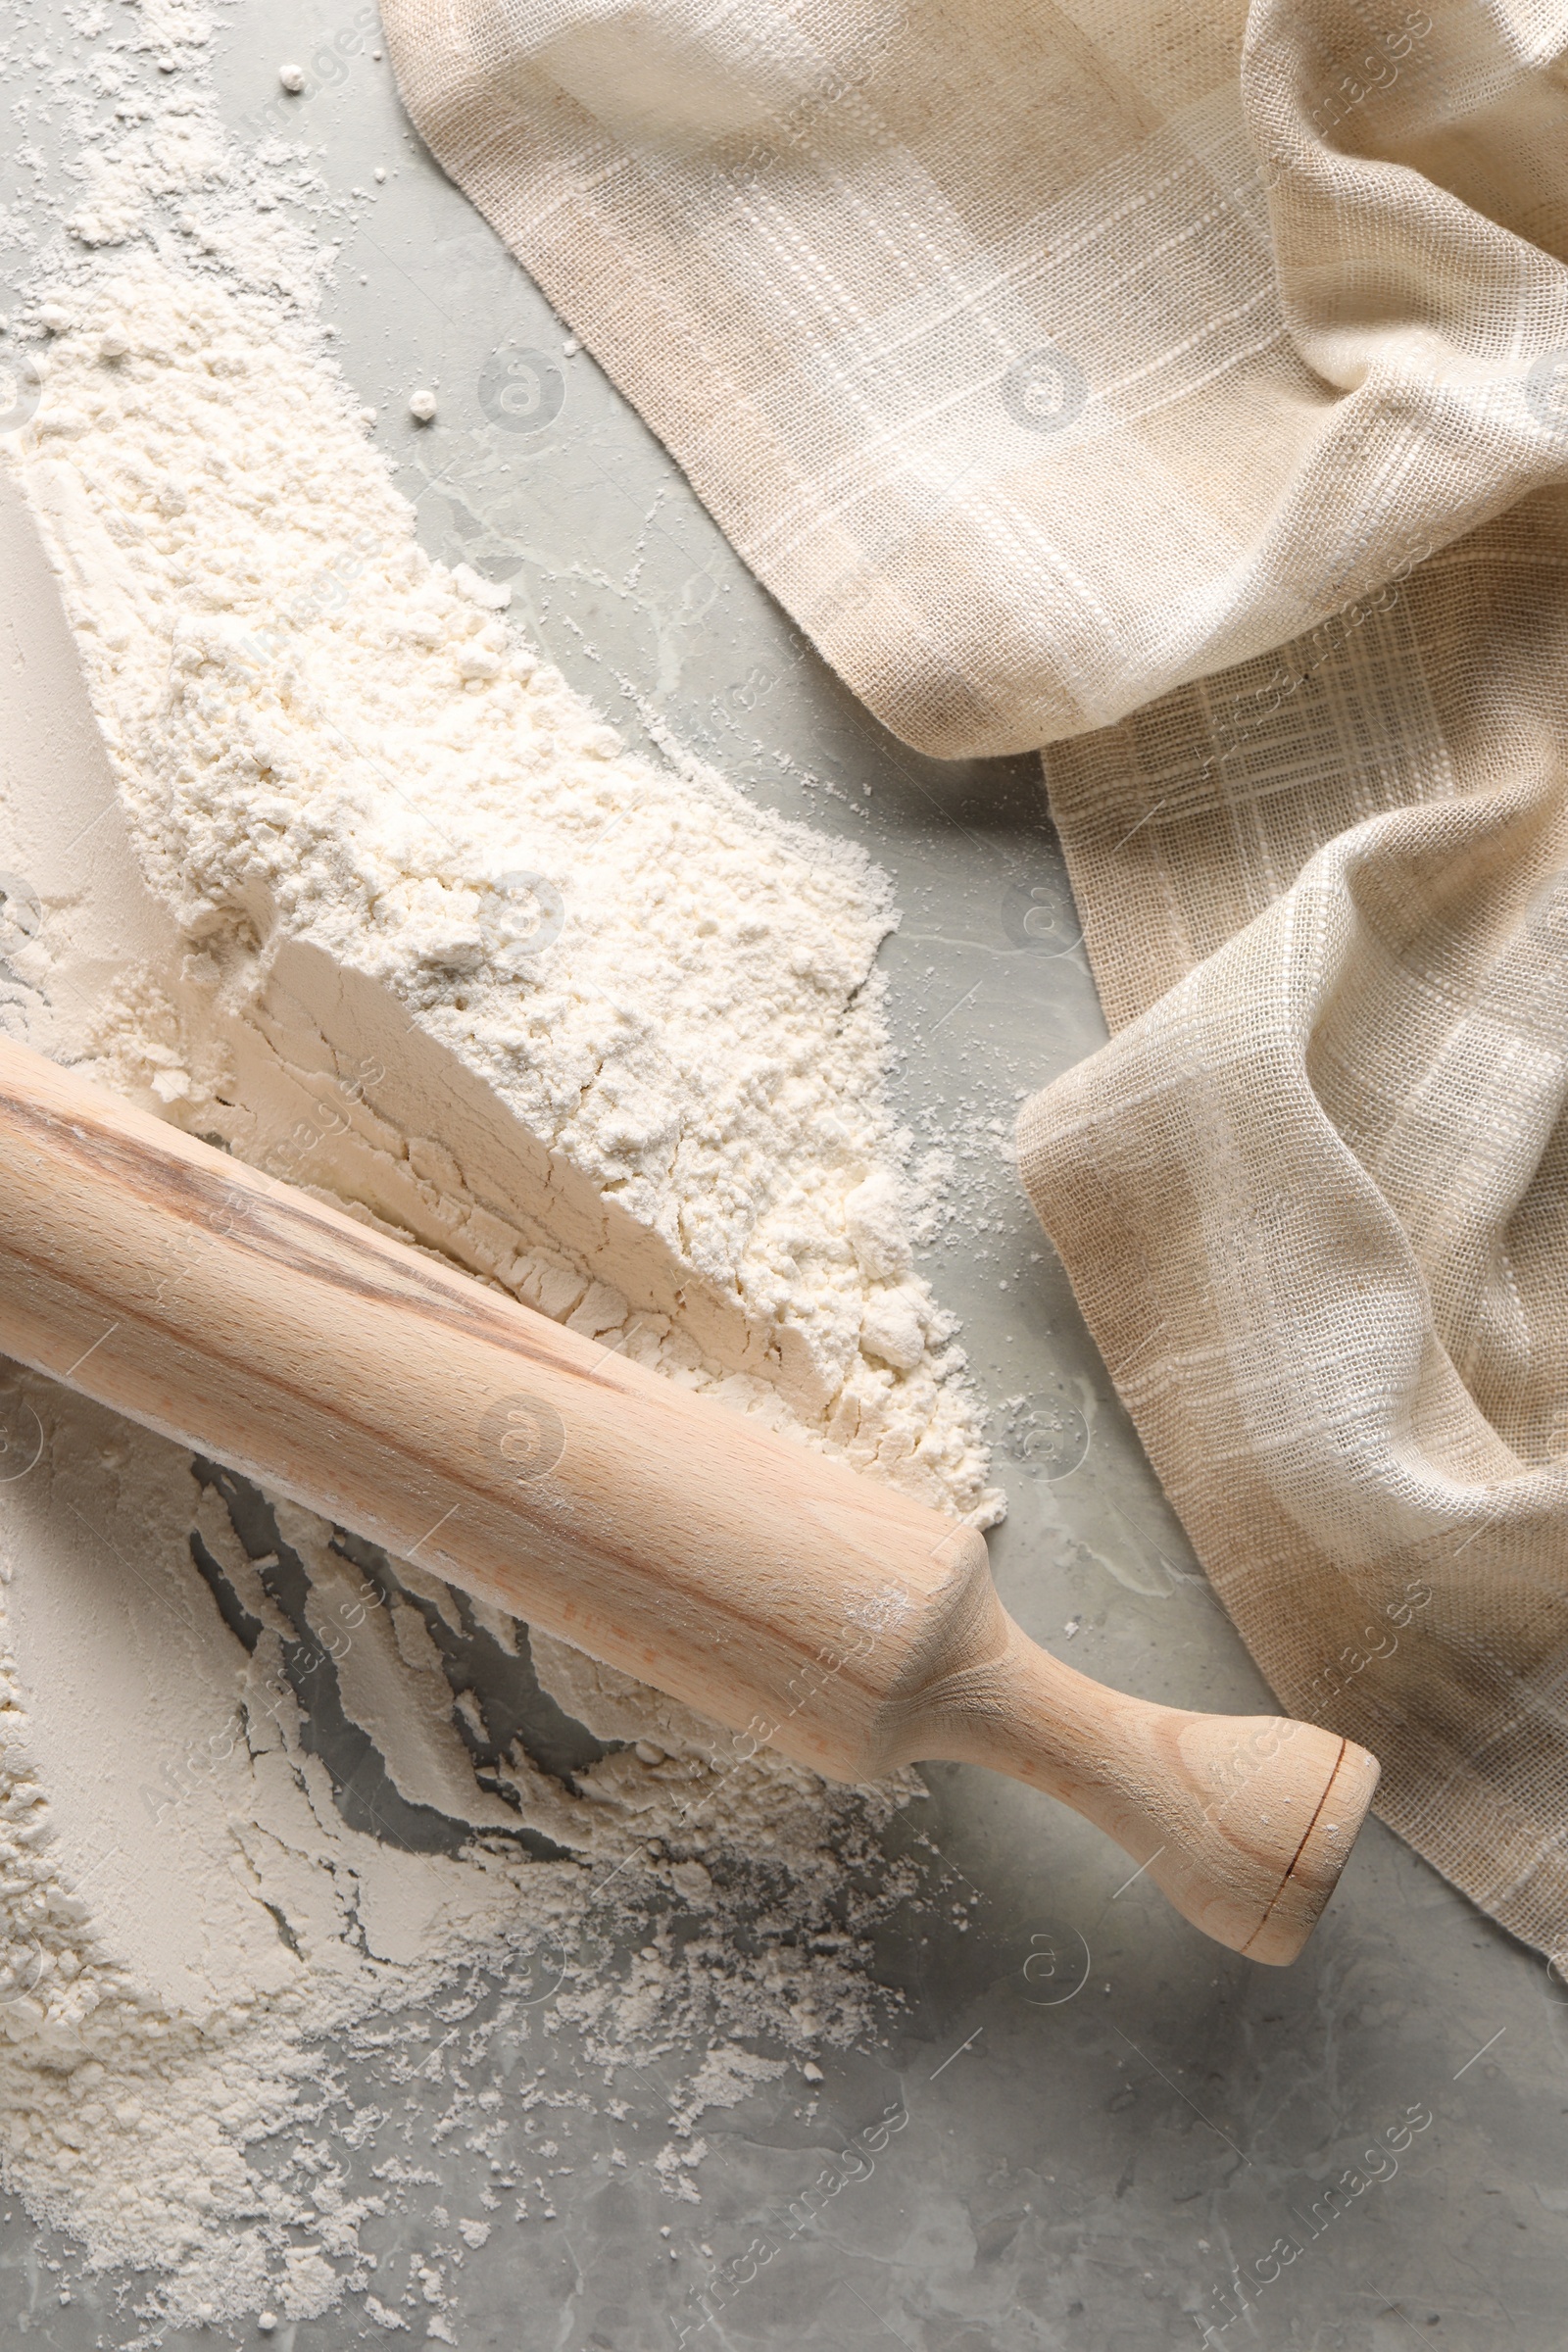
[384,0,1568,1954]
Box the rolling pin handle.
[895,1612,1379,1964]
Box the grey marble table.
[0,3,1562,2345]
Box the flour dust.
[0,0,997,2332]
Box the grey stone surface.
[0,4,1564,2345]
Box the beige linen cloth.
[383,0,1568,1955]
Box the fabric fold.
[1026,483,1568,1951]
[384,0,1568,758]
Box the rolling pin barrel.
[0,1036,1377,1962]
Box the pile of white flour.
[24,252,995,1514]
[0,0,998,2334]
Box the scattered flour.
[0,0,997,2333]
[0,1371,925,2333]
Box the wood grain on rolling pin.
[0,1036,1378,1963]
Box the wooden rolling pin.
[0,1034,1377,1961]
